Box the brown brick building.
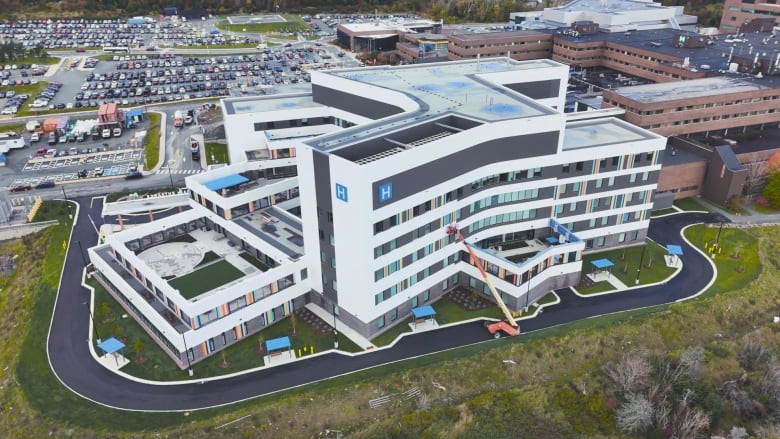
[720,0,780,32]
[447,31,554,62]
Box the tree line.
[0,40,48,63]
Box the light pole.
[523,272,531,312]
[76,240,88,266]
[84,301,101,343]
[635,244,647,285]
[182,332,193,376]
[61,186,72,219]
[166,161,175,189]
[333,305,338,349]
[712,221,724,259]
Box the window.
[612,156,619,166]
[569,202,577,212]
[630,231,639,241]
[301,268,308,280]
[332,280,337,291]
[642,172,649,181]
[562,163,570,173]
[630,173,637,183]
[595,178,603,188]
[424,289,431,302]
[601,216,608,226]
[331,257,336,268]
[375,268,384,281]
[618,233,626,243]
[411,296,418,307]
[596,236,606,247]
[576,161,584,171]
[221,332,227,345]
[608,176,615,187]
[390,308,398,321]
[589,218,596,228]
[377,315,385,328]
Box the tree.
[763,171,780,208]
[603,353,652,394]
[615,393,654,433]
[742,153,769,195]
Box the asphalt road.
[46,203,726,412]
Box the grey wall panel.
[312,84,405,120]
[504,79,561,100]
[371,131,559,209]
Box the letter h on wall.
[335,183,348,202]
[379,182,393,203]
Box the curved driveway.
[47,199,725,411]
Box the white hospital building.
[89,58,665,367]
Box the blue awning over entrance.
[545,236,559,244]
[411,305,436,319]
[97,337,125,355]
[204,174,249,191]
[265,336,291,352]
[591,258,614,269]
[666,244,683,256]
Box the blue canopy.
[591,258,614,269]
[210,29,221,34]
[97,337,125,355]
[204,174,249,191]
[666,244,683,256]
[545,236,558,244]
[265,336,291,352]
[411,305,436,319]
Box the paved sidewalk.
[306,303,376,350]
[587,271,630,291]
[692,197,780,225]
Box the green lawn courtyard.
[168,259,244,299]
[581,239,678,287]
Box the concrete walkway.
[587,271,630,291]
[305,303,376,350]
[692,196,780,225]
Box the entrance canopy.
[545,236,559,244]
[97,337,125,355]
[591,258,614,269]
[265,336,291,353]
[204,174,249,191]
[666,244,683,256]
[411,305,436,319]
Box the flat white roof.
[615,77,769,104]
[563,118,658,150]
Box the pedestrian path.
[587,271,630,291]
[305,303,376,350]
[154,168,204,175]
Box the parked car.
[35,180,55,189]
[10,184,32,192]
[124,171,143,180]
[93,167,104,176]
[30,132,40,142]
[101,129,111,139]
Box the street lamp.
[712,222,724,259]
[182,332,193,376]
[61,186,72,219]
[635,244,647,285]
[83,301,101,343]
[523,271,531,313]
[333,305,338,349]
[166,161,175,189]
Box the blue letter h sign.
[335,183,348,202]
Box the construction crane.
[446,224,520,338]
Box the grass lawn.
[651,208,677,217]
[434,295,505,324]
[216,16,311,33]
[0,80,47,97]
[6,56,60,65]
[575,281,615,295]
[0,122,26,135]
[239,252,269,271]
[168,260,244,299]
[683,224,761,297]
[144,112,161,170]
[205,142,229,165]
[674,197,708,212]
[750,202,780,214]
[90,279,361,382]
[582,240,677,286]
